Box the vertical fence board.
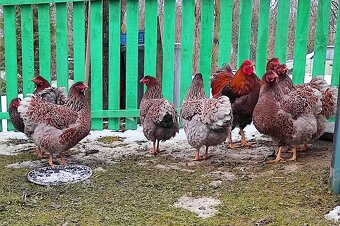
[180,0,195,104]
[0,9,2,131]
[73,1,85,82]
[3,5,18,131]
[108,0,121,130]
[237,0,252,67]
[144,0,157,76]
[218,0,233,66]
[332,0,340,86]
[274,0,290,63]
[312,0,331,78]
[38,4,51,82]
[21,4,35,95]
[55,3,68,89]
[199,0,214,95]
[292,0,311,84]
[255,0,270,77]
[125,0,138,129]
[90,1,103,130]
[162,0,176,101]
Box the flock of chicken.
[7,57,338,166]
[141,58,338,163]
[9,76,91,166]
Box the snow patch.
[6,160,44,169]
[325,206,340,222]
[174,195,221,218]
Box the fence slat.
[55,3,68,89]
[255,0,270,77]
[0,11,3,131]
[125,0,138,129]
[332,0,340,86]
[312,0,331,78]
[218,0,233,66]
[1,0,88,6]
[292,0,311,84]
[180,0,195,104]
[162,0,176,101]
[108,0,121,130]
[237,0,252,67]
[90,0,103,130]
[73,1,85,82]
[199,0,214,94]
[21,4,35,95]
[38,4,51,82]
[274,0,290,63]
[3,5,18,131]
[144,0,157,76]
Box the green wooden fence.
[0,0,339,132]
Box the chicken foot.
[149,140,160,155]
[297,143,310,152]
[240,129,255,147]
[48,153,54,166]
[193,148,202,161]
[60,153,66,166]
[267,146,284,163]
[287,145,297,161]
[227,132,239,149]
[34,146,43,158]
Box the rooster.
[18,82,90,166]
[181,73,233,161]
[253,70,334,163]
[210,60,261,148]
[139,76,179,155]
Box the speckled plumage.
[18,82,90,165]
[9,98,25,133]
[139,76,179,153]
[181,74,233,159]
[253,71,322,147]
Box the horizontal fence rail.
[0,0,339,132]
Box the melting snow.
[325,206,340,222]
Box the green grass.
[0,150,338,225]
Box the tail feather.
[210,72,232,97]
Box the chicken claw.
[287,146,297,161]
[34,147,43,158]
[193,149,202,161]
[267,146,284,164]
[240,129,255,147]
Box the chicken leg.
[240,129,255,147]
[287,145,297,161]
[227,132,238,149]
[193,148,202,161]
[60,153,66,166]
[34,146,43,158]
[149,141,158,155]
[204,146,210,160]
[48,153,54,166]
[156,140,160,154]
[297,143,310,152]
[267,146,284,163]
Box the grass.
[0,145,339,225]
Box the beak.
[139,78,145,83]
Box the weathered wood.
[331,88,340,194]
[332,0,340,86]
[1,0,91,5]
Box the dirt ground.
[0,126,338,225]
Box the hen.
[253,71,330,163]
[9,98,25,133]
[18,82,90,166]
[139,76,179,155]
[210,60,261,148]
[180,73,233,161]
[32,75,67,105]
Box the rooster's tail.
[210,63,233,97]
